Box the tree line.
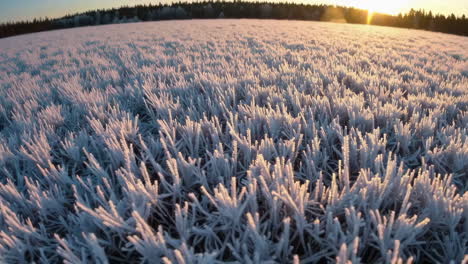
[1,1,467,39]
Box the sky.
[0,0,467,23]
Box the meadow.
[0,20,467,263]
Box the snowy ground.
[0,20,467,263]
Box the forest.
[1,1,467,38]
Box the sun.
[356,0,408,16]
[346,0,408,22]
[348,0,409,24]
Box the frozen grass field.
[0,20,467,263]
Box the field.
[0,20,467,263]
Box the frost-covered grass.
[0,19,467,263]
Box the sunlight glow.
[346,0,409,15]
[367,10,374,24]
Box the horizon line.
[0,0,467,24]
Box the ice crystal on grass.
[0,20,467,263]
